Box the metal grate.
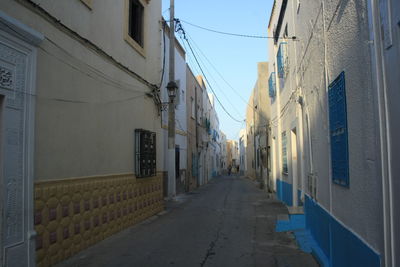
[281,131,288,174]
[328,71,349,187]
[135,129,156,178]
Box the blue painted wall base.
[276,214,305,232]
[275,180,380,266]
[305,196,380,267]
[276,179,303,207]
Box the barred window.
[282,131,288,174]
[328,72,349,187]
[135,129,156,178]
[269,72,276,103]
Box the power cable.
[186,38,244,123]
[179,19,298,40]
[175,21,244,123]
[159,21,167,90]
[42,38,151,94]
[185,32,270,122]
[179,19,271,39]
[180,32,243,118]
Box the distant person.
[237,166,240,173]
[228,165,232,176]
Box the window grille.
[282,131,288,174]
[277,42,288,79]
[269,72,276,102]
[328,71,349,187]
[135,129,156,178]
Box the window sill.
[124,34,146,58]
[80,0,93,9]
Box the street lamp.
[167,81,177,100]
[167,80,178,198]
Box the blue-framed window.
[282,131,288,174]
[328,71,349,187]
[269,72,276,103]
[277,42,288,79]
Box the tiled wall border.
[34,173,164,267]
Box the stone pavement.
[56,176,318,267]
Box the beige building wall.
[253,62,270,187]
[1,0,163,180]
[0,1,164,266]
[186,65,203,191]
[246,88,255,180]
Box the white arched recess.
[0,10,43,267]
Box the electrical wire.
[159,21,167,89]
[179,32,243,118]
[175,22,244,123]
[179,19,272,39]
[184,39,244,123]
[41,38,150,94]
[185,32,270,123]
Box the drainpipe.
[369,0,393,265]
[298,95,306,202]
[290,0,305,203]
[321,0,333,214]
[305,110,315,180]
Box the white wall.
[268,0,383,255]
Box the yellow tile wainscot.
[34,173,164,267]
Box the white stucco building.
[267,0,399,266]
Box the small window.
[128,0,144,47]
[191,97,195,118]
[135,129,156,178]
[282,131,288,174]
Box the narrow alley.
[56,176,317,267]
[1,0,398,266]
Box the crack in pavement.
[200,179,233,267]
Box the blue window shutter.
[269,72,276,102]
[328,71,349,187]
[277,42,288,79]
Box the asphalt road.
[57,176,318,267]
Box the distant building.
[220,132,228,174]
[186,65,202,191]
[239,129,247,175]
[247,62,270,187]
[245,89,255,180]
[227,140,239,171]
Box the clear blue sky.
[162,0,274,141]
